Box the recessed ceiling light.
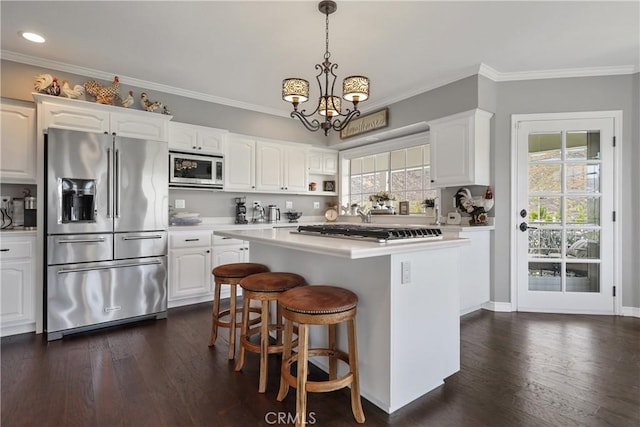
[20,32,45,43]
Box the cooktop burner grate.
[293,224,443,243]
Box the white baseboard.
[481,301,514,312]
[621,306,640,318]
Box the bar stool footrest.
[281,348,354,393]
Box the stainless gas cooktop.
[293,224,443,244]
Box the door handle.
[107,147,112,219]
[122,235,164,241]
[58,238,106,244]
[57,260,161,274]
[115,148,121,218]
[519,222,538,232]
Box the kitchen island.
[215,226,470,413]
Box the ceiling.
[1,1,638,118]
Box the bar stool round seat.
[277,285,365,426]
[235,272,306,393]
[209,262,269,360]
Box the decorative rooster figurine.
[34,74,60,96]
[140,92,171,115]
[84,76,120,104]
[455,186,494,225]
[120,90,135,108]
[60,80,85,99]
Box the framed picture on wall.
[323,180,335,192]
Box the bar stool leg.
[258,299,270,393]
[277,317,293,401]
[234,296,250,372]
[208,281,222,346]
[348,317,365,423]
[295,324,309,427]
[328,323,337,380]
[227,283,238,360]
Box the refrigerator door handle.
[115,148,121,218]
[106,147,112,219]
[58,238,106,244]
[122,235,164,241]
[57,259,162,274]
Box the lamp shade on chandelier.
[282,1,369,135]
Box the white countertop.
[215,227,470,259]
[0,229,37,237]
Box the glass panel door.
[516,117,615,314]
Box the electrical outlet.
[285,201,293,209]
[313,201,320,209]
[401,261,411,284]
[175,199,185,209]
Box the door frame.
[510,111,622,315]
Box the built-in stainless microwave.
[169,151,224,189]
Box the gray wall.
[490,74,639,308]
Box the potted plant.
[369,191,395,209]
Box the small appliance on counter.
[266,204,281,224]
[1,196,13,229]
[235,197,248,224]
[24,189,37,229]
[252,202,266,224]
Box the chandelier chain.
[324,8,330,60]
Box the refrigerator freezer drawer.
[114,231,167,260]
[47,234,113,265]
[47,257,167,336]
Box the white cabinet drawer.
[212,235,245,246]
[0,240,33,260]
[169,231,212,249]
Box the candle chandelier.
[282,1,370,136]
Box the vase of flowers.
[369,191,395,209]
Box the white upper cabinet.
[169,122,227,155]
[0,100,36,183]
[308,148,338,175]
[256,140,308,192]
[428,108,493,187]
[224,134,256,191]
[34,93,171,141]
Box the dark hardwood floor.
[2,304,639,426]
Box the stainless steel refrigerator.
[45,128,168,340]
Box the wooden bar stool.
[277,285,365,426]
[235,272,306,393]
[209,262,269,359]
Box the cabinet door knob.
[198,146,202,150]
[206,250,210,253]
[192,146,197,149]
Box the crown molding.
[1,50,289,118]
[478,62,638,82]
[3,50,637,119]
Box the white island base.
[216,228,466,413]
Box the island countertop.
[214,227,469,259]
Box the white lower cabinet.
[168,231,213,308]
[168,230,251,308]
[0,235,36,336]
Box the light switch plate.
[285,201,293,209]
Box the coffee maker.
[23,189,37,229]
[234,197,248,224]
